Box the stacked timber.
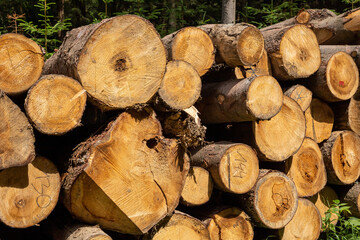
[1,8,360,240]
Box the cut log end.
[296,10,311,24]
[77,15,166,109]
[237,26,264,66]
[158,60,201,110]
[286,138,326,197]
[0,33,44,95]
[0,156,60,228]
[279,198,321,240]
[326,52,359,101]
[25,74,87,135]
[171,27,215,76]
[206,208,254,240]
[254,96,305,161]
[284,85,312,111]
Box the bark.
[222,0,236,24]
[342,183,360,218]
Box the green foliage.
[320,200,360,240]
[18,0,71,58]
[342,0,360,10]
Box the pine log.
[278,198,321,240]
[284,84,312,111]
[331,95,360,136]
[0,33,44,95]
[148,211,210,240]
[157,60,201,110]
[25,74,87,135]
[243,49,272,78]
[204,207,254,240]
[321,130,360,185]
[0,90,35,169]
[261,24,321,80]
[0,156,60,228]
[180,166,213,207]
[308,186,339,226]
[320,45,360,67]
[62,108,189,234]
[341,183,360,218]
[285,138,327,197]
[305,98,334,143]
[199,23,264,67]
[162,27,215,76]
[196,75,283,124]
[307,50,359,102]
[190,142,259,194]
[43,15,166,110]
[238,169,298,229]
[254,96,305,161]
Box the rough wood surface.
[284,84,312,111]
[196,75,283,123]
[0,33,44,95]
[51,223,112,240]
[43,15,166,110]
[162,27,215,76]
[62,108,189,234]
[320,45,360,67]
[321,130,360,185]
[342,183,360,218]
[261,25,321,80]
[0,156,60,228]
[0,90,35,169]
[243,49,272,78]
[25,74,87,135]
[285,138,327,197]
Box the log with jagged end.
[196,75,283,124]
[242,49,271,78]
[199,23,264,67]
[307,50,359,102]
[0,33,44,95]
[341,183,360,218]
[190,142,259,194]
[0,156,60,228]
[278,198,321,240]
[254,96,306,162]
[321,130,360,185]
[261,25,321,80]
[0,90,35,169]
[180,166,213,207]
[204,207,254,240]
[308,186,339,227]
[162,27,215,76]
[284,85,312,112]
[157,60,201,110]
[236,169,298,229]
[147,211,210,240]
[43,15,166,110]
[285,138,327,197]
[25,74,87,135]
[305,98,334,143]
[62,108,189,235]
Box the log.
[0,33,44,95]
[0,90,35,169]
[341,182,360,218]
[62,108,189,234]
[237,169,298,229]
[320,45,360,67]
[157,60,201,110]
[278,198,321,240]
[43,15,166,110]
[180,166,213,207]
[254,95,305,161]
[284,84,312,111]
[308,186,339,226]
[242,49,272,78]
[196,75,283,124]
[285,138,327,197]
[162,27,215,76]
[321,130,360,185]
[199,23,264,67]
[148,211,210,240]
[261,24,321,80]
[25,74,87,135]
[190,142,259,194]
[305,98,334,143]
[0,156,60,228]
[307,50,359,102]
[51,223,112,240]
[204,207,254,240]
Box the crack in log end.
[271,183,290,217]
[299,48,308,62]
[149,166,169,214]
[212,216,223,240]
[146,138,158,149]
[339,133,351,177]
[115,58,128,72]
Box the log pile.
[1,8,360,240]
